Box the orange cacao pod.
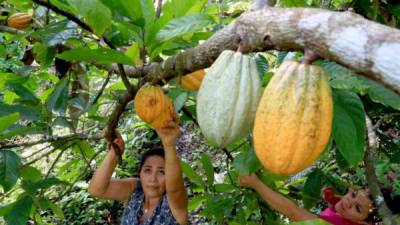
[134,84,174,128]
[7,13,32,29]
[177,69,205,91]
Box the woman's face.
[139,155,166,199]
[335,188,374,224]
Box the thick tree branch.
[111,8,400,94]
[364,116,398,224]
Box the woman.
[88,114,188,225]
[238,173,383,225]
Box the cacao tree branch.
[364,116,398,224]
[109,8,400,94]
[0,25,25,34]
[0,133,102,149]
[155,0,163,19]
[30,0,133,92]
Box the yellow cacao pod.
[134,84,174,128]
[150,96,175,129]
[197,50,262,147]
[253,61,333,175]
[7,13,32,29]
[177,69,205,91]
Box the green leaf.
[57,47,135,65]
[162,0,207,18]
[33,197,65,218]
[45,77,69,115]
[255,53,270,79]
[22,177,68,194]
[200,153,214,187]
[181,160,205,187]
[125,42,140,65]
[0,103,41,121]
[174,92,188,112]
[6,83,40,105]
[302,169,326,209]
[233,149,262,175]
[73,140,95,158]
[333,89,366,166]
[67,0,112,36]
[4,195,33,225]
[33,42,56,68]
[0,124,46,139]
[0,112,19,134]
[156,13,213,42]
[214,183,236,193]
[291,219,331,225]
[359,77,400,110]
[0,150,22,192]
[19,166,42,182]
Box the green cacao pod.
[253,60,333,175]
[197,50,262,147]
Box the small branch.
[0,25,25,34]
[31,0,92,32]
[90,70,113,107]
[181,106,198,126]
[0,133,102,149]
[155,0,163,19]
[364,116,397,224]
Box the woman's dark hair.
[365,188,400,224]
[138,148,165,172]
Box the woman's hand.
[103,128,125,155]
[155,112,180,148]
[238,173,261,189]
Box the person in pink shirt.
[238,173,397,225]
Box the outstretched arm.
[88,131,137,202]
[239,173,318,221]
[156,113,188,225]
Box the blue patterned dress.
[120,181,180,225]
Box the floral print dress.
[120,181,180,225]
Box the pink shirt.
[318,208,360,225]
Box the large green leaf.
[156,13,214,42]
[200,153,214,187]
[6,83,40,105]
[4,195,33,225]
[162,0,207,18]
[333,89,366,166]
[19,166,42,182]
[181,160,205,187]
[302,169,326,209]
[33,42,56,68]
[67,0,111,36]
[21,177,68,194]
[233,149,262,175]
[0,103,41,121]
[360,77,400,110]
[57,47,135,65]
[0,112,19,134]
[0,150,22,192]
[45,77,69,115]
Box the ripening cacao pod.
[7,12,32,29]
[197,50,262,147]
[134,84,174,128]
[253,61,333,175]
[177,69,205,91]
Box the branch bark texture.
[118,8,400,94]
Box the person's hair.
[138,148,165,172]
[365,188,400,224]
